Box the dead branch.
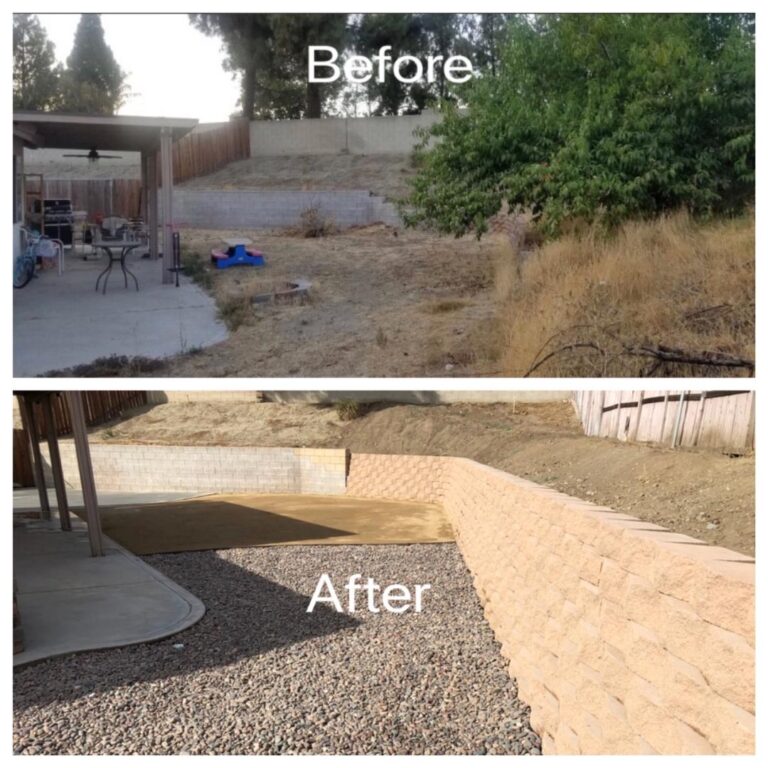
[627,344,755,373]
[523,342,607,377]
[523,327,754,377]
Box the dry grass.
[494,211,755,377]
[424,299,470,314]
[217,293,255,331]
[298,206,337,238]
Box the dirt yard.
[89,399,755,556]
[153,226,501,378]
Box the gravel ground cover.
[14,544,540,755]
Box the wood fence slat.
[572,391,753,452]
[13,429,35,487]
[23,392,148,440]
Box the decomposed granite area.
[13,544,541,756]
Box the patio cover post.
[160,127,174,284]
[146,150,159,261]
[64,392,104,557]
[140,150,148,234]
[41,394,71,531]
[18,395,50,519]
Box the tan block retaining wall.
[41,443,347,496]
[345,452,447,504]
[346,452,755,755]
[37,443,754,753]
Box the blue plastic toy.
[211,238,265,269]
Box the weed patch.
[494,211,755,376]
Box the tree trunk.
[306,81,322,118]
[242,60,256,119]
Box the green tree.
[471,13,513,77]
[270,14,348,118]
[354,14,428,115]
[191,13,348,119]
[13,14,61,110]
[405,13,755,237]
[59,14,127,114]
[420,14,471,102]
[190,14,275,120]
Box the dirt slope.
[179,153,417,201]
[89,400,754,556]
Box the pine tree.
[13,14,61,111]
[191,13,348,119]
[60,14,126,114]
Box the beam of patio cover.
[41,394,71,531]
[145,150,159,261]
[160,128,174,284]
[64,392,104,557]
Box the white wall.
[41,443,348,495]
[249,111,440,156]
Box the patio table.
[222,237,253,260]
[92,239,141,294]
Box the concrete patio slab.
[13,488,196,514]
[13,254,227,376]
[13,519,205,666]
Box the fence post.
[692,392,708,447]
[671,391,688,448]
[631,390,644,442]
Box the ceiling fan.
[62,147,124,162]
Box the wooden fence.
[171,118,250,184]
[13,429,34,488]
[44,178,143,219]
[41,119,250,219]
[573,390,755,452]
[14,391,149,487]
[25,391,149,439]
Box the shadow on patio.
[13,254,227,377]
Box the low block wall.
[41,443,347,496]
[347,453,755,755]
[170,188,401,229]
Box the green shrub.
[404,14,754,237]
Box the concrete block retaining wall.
[346,452,755,755]
[170,188,401,230]
[41,443,347,496]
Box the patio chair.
[34,236,65,276]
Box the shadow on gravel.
[13,550,360,711]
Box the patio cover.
[13,111,198,284]
[16,391,106,557]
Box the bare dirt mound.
[90,399,754,556]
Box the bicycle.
[14,228,64,289]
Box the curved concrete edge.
[13,526,205,668]
[101,533,207,646]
